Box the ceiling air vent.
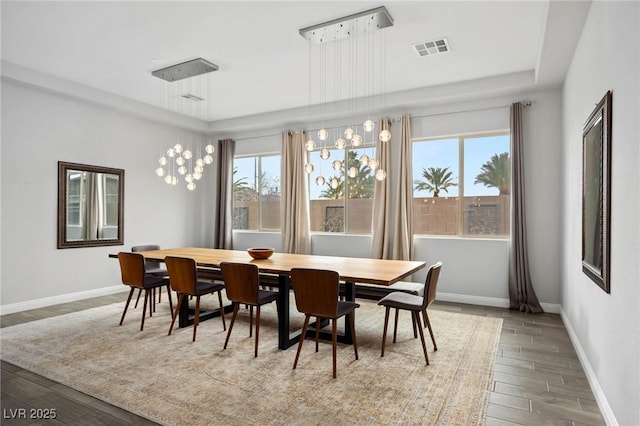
[413,38,450,57]
[180,93,205,101]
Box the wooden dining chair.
[220,262,279,357]
[165,256,226,342]
[290,268,360,378]
[378,261,442,365]
[117,252,173,331]
[131,244,166,310]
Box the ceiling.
[1,1,590,130]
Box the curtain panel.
[392,115,414,260]
[509,103,543,313]
[281,130,311,254]
[214,139,235,249]
[371,118,392,259]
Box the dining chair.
[132,244,166,310]
[290,268,360,378]
[378,261,442,365]
[165,256,227,342]
[117,252,173,331]
[220,262,279,357]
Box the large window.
[412,132,510,237]
[233,155,281,231]
[307,146,376,233]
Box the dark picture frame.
[582,91,612,293]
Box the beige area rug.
[1,297,502,425]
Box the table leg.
[277,274,292,349]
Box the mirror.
[58,161,124,249]
[582,91,611,293]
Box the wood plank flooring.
[1,293,605,425]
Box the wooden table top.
[132,247,425,286]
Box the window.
[412,132,510,237]
[307,146,376,233]
[232,154,281,231]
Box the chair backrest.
[118,252,146,288]
[164,256,197,295]
[290,268,340,318]
[132,244,163,271]
[421,262,443,310]
[220,262,260,304]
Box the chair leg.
[193,296,200,342]
[381,306,390,357]
[134,288,142,308]
[293,314,310,370]
[152,288,156,313]
[315,316,320,352]
[119,288,135,326]
[332,318,337,378]
[217,291,226,331]
[393,308,399,343]
[254,305,261,357]
[168,293,184,336]
[141,289,150,331]
[224,303,239,350]
[349,311,358,360]
[413,311,429,365]
[423,310,437,351]
[249,306,254,337]
[166,285,174,313]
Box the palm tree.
[319,151,374,199]
[474,152,511,195]
[414,166,457,197]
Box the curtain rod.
[227,100,532,141]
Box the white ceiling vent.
[180,93,205,101]
[413,38,450,57]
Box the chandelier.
[299,7,393,183]
[151,58,218,191]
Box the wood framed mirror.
[582,91,611,293]
[57,161,124,249]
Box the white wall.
[561,2,640,425]
[0,81,212,308]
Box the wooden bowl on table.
[247,248,275,260]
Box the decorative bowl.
[247,248,275,260]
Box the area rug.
[1,298,502,425]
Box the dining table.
[112,247,425,349]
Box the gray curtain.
[392,115,414,260]
[371,118,392,259]
[83,172,102,240]
[281,130,311,254]
[509,103,543,313]
[214,138,235,249]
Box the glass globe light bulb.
[359,154,370,166]
[315,175,326,186]
[376,169,387,181]
[182,149,192,160]
[379,129,391,142]
[155,167,165,177]
[193,171,202,180]
[335,138,346,149]
[330,178,339,189]
[178,166,187,175]
[204,154,213,164]
[167,148,176,157]
[351,134,362,147]
[304,162,315,174]
[369,158,379,170]
[205,144,215,154]
[318,128,328,141]
[348,167,358,178]
[175,157,185,166]
[332,160,342,171]
[174,143,183,153]
[185,174,194,183]
[187,182,196,191]
[344,128,354,140]
[305,139,316,151]
[320,148,331,160]
[194,164,204,174]
[364,119,375,132]
[164,175,172,184]
[159,156,168,166]
[195,158,205,167]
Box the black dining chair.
[378,261,442,365]
[131,245,167,310]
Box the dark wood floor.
[1,293,605,425]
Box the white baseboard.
[436,292,561,314]
[0,285,124,316]
[560,309,618,426]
